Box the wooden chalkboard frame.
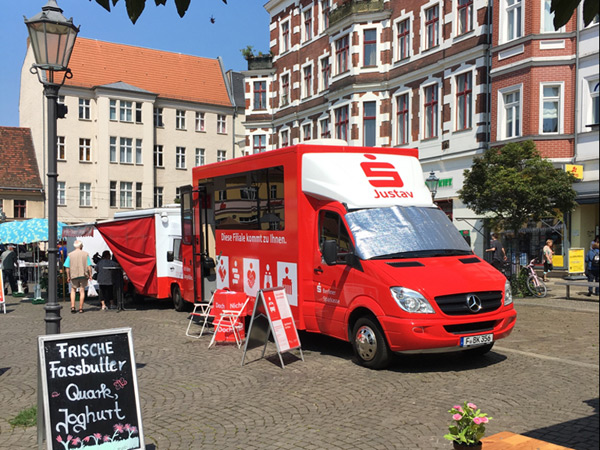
[38,328,144,450]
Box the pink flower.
[67,435,73,442]
[114,423,125,433]
[467,403,477,409]
[103,435,111,442]
[56,435,63,443]
[72,437,81,445]
[453,405,463,412]
[83,436,91,443]
[473,417,483,424]
[453,413,463,421]
[480,417,489,423]
[94,433,102,439]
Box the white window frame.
[79,138,91,162]
[394,16,412,62]
[280,71,291,106]
[422,2,441,51]
[120,137,133,164]
[302,63,313,99]
[217,150,227,162]
[539,82,564,134]
[320,0,331,33]
[280,128,290,147]
[335,34,350,74]
[196,112,205,131]
[176,109,186,130]
[319,56,331,92]
[57,136,66,161]
[154,187,163,208]
[501,0,524,43]
[154,107,164,127]
[110,136,117,163]
[302,123,312,141]
[253,81,267,111]
[421,82,440,139]
[119,101,133,122]
[110,99,117,121]
[79,183,91,207]
[253,135,267,153]
[135,138,143,165]
[281,19,291,53]
[119,182,133,209]
[217,114,227,134]
[498,84,523,140]
[394,91,411,145]
[154,145,163,168]
[78,98,90,120]
[303,7,313,42]
[320,116,331,138]
[541,0,564,33]
[586,78,600,127]
[454,70,474,131]
[176,146,186,169]
[136,182,143,208]
[456,0,474,36]
[57,181,66,206]
[195,148,205,166]
[363,28,378,67]
[110,181,117,207]
[362,101,377,147]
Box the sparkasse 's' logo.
[360,154,404,187]
[360,154,414,200]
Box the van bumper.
[380,309,517,353]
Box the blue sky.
[0,0,270,127]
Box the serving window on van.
[213,166,285,231]
[319,210,353,263]
[346,206,472,260]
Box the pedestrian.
[485,233,507,272]
[95,250,118,310]
[591,235,599,250]
[64,240,92,313]
[585,242,599,297]
[542,239,554,282]
[1,244,18,295]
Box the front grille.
[444,321,498,335]
[434,291,502,315]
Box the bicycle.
[524,258,547,298]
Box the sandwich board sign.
[241,287,304,368]
[38,328,144,449]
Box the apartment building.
[243,0,599,262]
[20,37,243,225]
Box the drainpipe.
[574,6,580,161]
[485,0,493,149]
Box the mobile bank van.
[180,143,517,368]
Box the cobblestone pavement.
[1,280,597,450]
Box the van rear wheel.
[172,285,185,312]
[352,317,391,370]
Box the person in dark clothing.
[485,233,507,272]
[585,242,599,296]
[1,244,18,295]
[96,250,119,310]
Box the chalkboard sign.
[38,328,144,450]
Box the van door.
[312,209,353,338]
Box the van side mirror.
[166,251,174,262]
[322,240,338,265]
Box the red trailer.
[180,143,516,368]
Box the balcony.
[247,55,273,71]
[329,0,385,27]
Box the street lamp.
[25,0,79,335]
[425,170,439,201]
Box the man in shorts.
[64,240,92,313]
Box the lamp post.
[25,0,79,335]
[425,170,439,201]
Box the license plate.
[460,334,493,347]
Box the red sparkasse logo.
[360,154,404,188]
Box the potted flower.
[443,401,492,449]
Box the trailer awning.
[96,216,158,297]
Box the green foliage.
[443,402,492,445]
[515,268,530,297]
[552,0,599,29]
[9,406,37,428]
[458,141,576,235]
[93,0,224,24]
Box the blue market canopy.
[0,218,65,244]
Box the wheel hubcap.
[355,325,377,361]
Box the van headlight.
[504,280,513,306]
[390,287,435,314]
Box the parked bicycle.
[523,258,547,298]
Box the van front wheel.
[352,317,391,370]
[172,285,185,312]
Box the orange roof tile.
[64,37,232,107]
[0,127,43,191]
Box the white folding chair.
[208,295,252,349]
[185,291,217,338]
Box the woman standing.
[542,239,554,282]
[96,250,119,310]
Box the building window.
[195,148,205,166]
[425,5,440,50]
[110,136,117,163]
[363,102,377,147]
[396,94,409,145]
[176,146,186,169]
[154,187,163,208]
[110,181,117,207]
[281,73,290,106]
[79,183,91,207]
[303,124,312,141]
[320,117,331,138]
[336,35,349,74]
[253,135,266,153]
[110,99,117,121]
[79,138,91,162]
[281,20,290,53]
[456,72,472,130]
[176,110,186,130]
[254,81,267,110]
[78,98,90,120]
[335,106,349,141]
[281,129,289,147]
[217,150,227,162]
[502,88,521,138]
[589,80,599,126]
[304,8,313,41]
[119,101,132,122]
[135,102,143,123]
[196,111,205,131]
[154,108,164,127]
[363,29,377,67]
[505,0,523,41]
[154,145,163,167]
[320,57,331,91]
[14,200,26,218]
[542,0,556,32]
[57,136,66,160]
[135,139,143,164]
[120,182,132,208]
[136,182,143,208]
[541,84,561,134]
[57,182,66,206]
[120,137,133,164]
[321,0,330,31]
[303,65,313,98]
[457,0,473,35]
[217,114,227,134]
[424,84,439,139]
[397,19,410,60]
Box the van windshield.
[346,206,472,260]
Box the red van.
[180,143,516,368]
